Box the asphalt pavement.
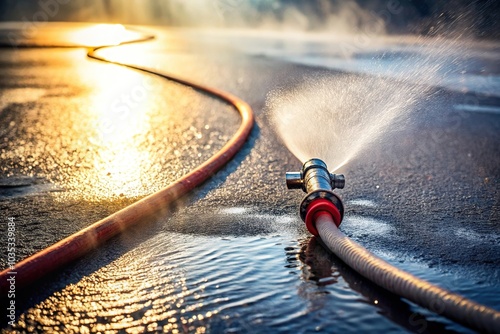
[0,23,499,333]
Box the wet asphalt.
[0,24,499,332]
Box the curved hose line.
[0,29,254,292]
[315,212,500,334]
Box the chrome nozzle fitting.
[330,173,345,190]
[285,172,303,190]
[286,158,345,231]
[286,158,345,193]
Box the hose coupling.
[286,158,345,236]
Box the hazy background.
[0,0,499,38]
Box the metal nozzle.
[286,172,303,189]
[286,158,345,223]
[330,173,345,189]
[286,158,345,193]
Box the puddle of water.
[9,232,411,333]
[10,212,482,333]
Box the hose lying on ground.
[0,28,254,292]
[287,158,499,333]
[315,212,500,334]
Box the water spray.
[286,158,500,334]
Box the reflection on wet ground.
[0,23,498,333]
[0,46,239,201]
[9,226,464,333]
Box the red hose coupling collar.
[304,199,342,236]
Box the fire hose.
[287,158,500,333]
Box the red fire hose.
[0,29,254,292]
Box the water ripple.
[12,232,463,333]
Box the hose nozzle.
[286,158,345,235]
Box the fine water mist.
[263,20,498,172]
[0,0,385,34]
[266,74,430,171]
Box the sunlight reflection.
[3,23,195,201]
[72,58,156,200]
[65,24,139,47]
